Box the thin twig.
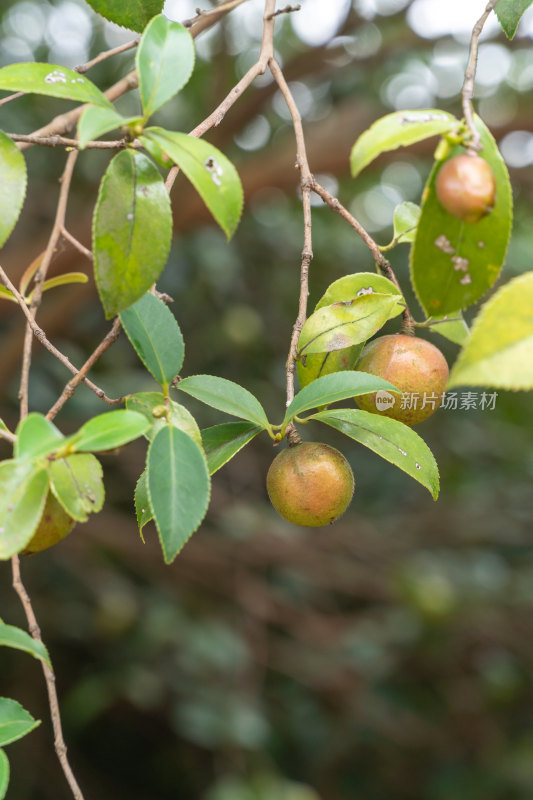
[11,555,86,800]
[47,318,122,420]
[183,0,248,28]
[310,180,415,334]
[19,151,79,417]
[16,0,250,152]
[267,3,301,19]
[0,263,121,406]
[462,0,500,152]
[60,228,94,261]
[0,428,15,444]
[0,90,24,107]
[166,0,275,192]
[8,133,128,149]
[75,37,140,74]
[268,57,313,445]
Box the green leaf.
[119,292,184,388]
[74,410,149,452]
[93,150,172,318]
[84,0,164,32]
[298,294,398,356]
[447,272,533,389]
[426,312,470,346]
[410,116,513,316]
[14,413,63,460]
[141,128,243,239]
[0,287,16,303]
[178,375,270,429]
[297,345,363,389]
[36,273,89,297]
[495,0,533,38]
[0,63,112,107]
[137,16,195,118]
[0,462,49,559]
[391,201,421,245]
[125,392,202,447]
[350,109,458,177]
[0,698,40,747]
[312,408,439,499]
[201,422,262,475]
[0,131,26,249]
[0,621,50,667]
[147,425,210,563]
[0,748,8,800]
[134,469,153,536]
[77,105,126,149]
[283,371,399,426]
[50,454,104,523]
[315,272,404,316]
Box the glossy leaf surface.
[201,421,262,475]
[0,699,40,747]
[0,621,50,666]
[179,375,270,429]
[137,16,195,117]
[410,117,512,316]
[350,109,457,177]
[120,292,184,388]
[142,128,243,239]
[93,150,172,317]
[147,425,210,563]
[84,0,164,32]
[313,408,439,499]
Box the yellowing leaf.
[448,272,533,389]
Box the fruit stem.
[286,422,302,447]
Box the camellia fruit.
[355,334,449,426]
[267,441,354,527]
[435,153,496,223]
[22,492,76,555]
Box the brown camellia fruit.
[22,492,76,555]
[435,153,496,223]
[355,334,449,426]
[267,441,354,527]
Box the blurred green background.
[1,0,533,798]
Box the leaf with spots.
[350,109,458,178]
[447,272,533,390]
[410,116,512,316]
[315,272,404,317]
[312,408,439,499]
[298,293,398,356]
[50,454,104,523]
[141,128,243,239]
[0,63,112,107]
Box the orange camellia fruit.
[355,334,449,426]
[22,492,76,555]
[435,153,496,223]
[267,441,354,527]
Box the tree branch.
[11,555,86,800]
[462,0,500,152]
